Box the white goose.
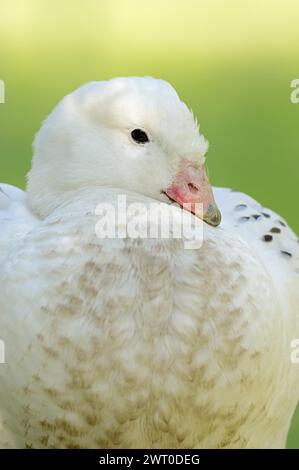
[0,77,298,449]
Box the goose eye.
[131,129,149,144]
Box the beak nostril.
[188,182,199,194]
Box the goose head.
[27,76,221,226]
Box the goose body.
[0,77,298,448]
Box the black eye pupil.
[131,129,149,144]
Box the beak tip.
[203,205,222,227]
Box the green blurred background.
[0,0,298,447]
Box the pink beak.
[165,159,221,227]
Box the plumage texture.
[0,77,298,449]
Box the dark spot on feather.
[263,235,273,242]
[281,250,292,257]
[238,216,250,223]
[279,220,286,227]
[262,212,271,218]
[270,227,281,234]
[0,187,10,199]
[251,214,262,220]
[235,204,247,211]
